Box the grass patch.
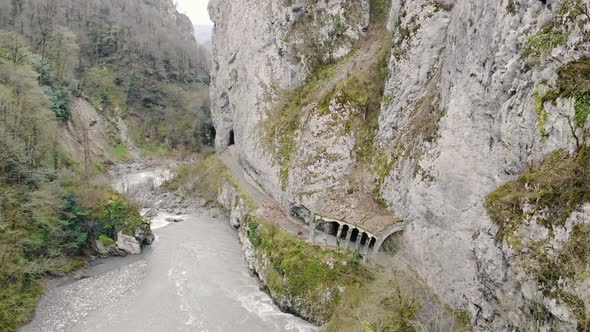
[370,0,392,24]
[555,58,590,97]
[133,132,172,157]
[325,269,470,332]
[485,149,590,243]
[112,143,131,160]
[325,275,420,332]
[0,279,43,332]
[163,154,255,209]
[523,23,566,64]
[98,234,115,246]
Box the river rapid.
[23,162,316,332]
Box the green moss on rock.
[247,215,370,324]
[485,149,590,328]
[370,0,392,24]
[507,0,517,15]
[574,91,590,128]
[485,149,590,243]
[98,234,115,246]
[534,89,550,141]
[534,58,590,135]
[523,24,566,64]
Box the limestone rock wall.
[376,0,589,330]
[210,0,590,330]
[208,0,370,207]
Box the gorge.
[0,0,589,331]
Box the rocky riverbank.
[23,260,148,332]
[23,160,203,331]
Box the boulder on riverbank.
[116,232,142,255]
[94,239,121,257]
[134,223,155,245]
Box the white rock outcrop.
[116,232,142,255]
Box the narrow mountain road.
[219,147,274,207]
[219,147,340,247]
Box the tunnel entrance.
[325,222,339,236]
[209,126,217,143]
[379,232,403,255]
[228,130,235,146]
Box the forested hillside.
[0,0,212,152]
[0,0,211,330]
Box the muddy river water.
[23,164,316,332]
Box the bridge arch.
[371,221,408,258]
[339,224,350,240]
[368,237,377,250]
[349,228,360,245]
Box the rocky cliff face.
[376,0,589,330]
[145,0,196,38]
[210,0,590,330]
[209,0,370,206]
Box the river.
[23,162,316,332]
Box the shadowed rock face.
[210,0,590,329]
